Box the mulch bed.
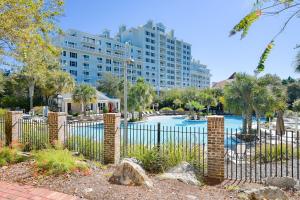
[0,160,299,200]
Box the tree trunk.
[131,111,135,121]
[242,114,247,134]
[256,114,260,134]
[81,102,85,116]
[276,110,285,135]
[246,109,252,134]
[247,114,252,134]
[139,112,142,121]
[296,112,299,134]
[29,84,35,110]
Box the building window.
[83,55,89,60]
[83,63,89,69]
[106,59,111,64]
[70,61,77,67]
[106,66,111,71]
[69,70,77,76]
[62,51,66,56]
[97,57,102,63]
[70,52,77,58]
[83,71,89,76]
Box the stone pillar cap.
[104,113,121,117]
[207,115,224,118]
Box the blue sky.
[60,0,300,82]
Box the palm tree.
[41,70,75,105]
[224,73,256,134]
[252,83,275,132]
[200,89,216,114]
[293,99,300,133]
[128,78,153,120]
[173,98,182,109]
[258,74,287,134]
[72,84,97,116]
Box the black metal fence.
[225,129,300,182]
[0,117,5,146]
[120,123,208,176]
[17,119,49,151]
[12,117,300,183]
[63,121,104,162]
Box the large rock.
[243,186,288,200]
[158,161,200,186]
[109,158,153,188]
[263,177,297,190]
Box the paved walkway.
[0,181,79,200]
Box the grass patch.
[65,136,103,161]
[128,143,206,173]
[19,122,49,151]
[34,148,88,175]
[252,144,298,163]
[0,147,28,166]
[225,185,240,191]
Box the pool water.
[132,115,246,130]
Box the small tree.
[173,99,182,109]
[127,78,154,120]
[97,72,122,98]
[72,84,97,116]
[293,99,300,133]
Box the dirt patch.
[0,161,299,200]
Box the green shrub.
[0,108,8,117]
[103,105,108,113]
[176,108,185,112]
[34,148,88,175]
[72,112,79,117]
[253,144,297,163]
[160,107,173,111]
[66,136,103,161]
[0,147,28,166]
[19,122,49,151]
[33,106,43,115]
[128,143,205,173]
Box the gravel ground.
[0,160,299,200]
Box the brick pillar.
[207,115,224,183]
[48,112,67,145]
[103,113,121,164]
[5,111,23,147]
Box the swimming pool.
[131,115,246,130]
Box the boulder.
[109,158,153,188]
[263,177,297,190]
[158,161,200,186]
[243,186,288,200]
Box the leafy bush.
[0,108,8,117]
[160,107,173,111]
[19,122,49,151]
[128,143,205,173]
[34,148,88,175]
[66,136,103,161]
[252,144,296,163]
[103,105,108,113]
[33,106,43,115]
[71,112,79,117]
[0,147,28,166]
[176,108,185,112]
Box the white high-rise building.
[56,21,211,92]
